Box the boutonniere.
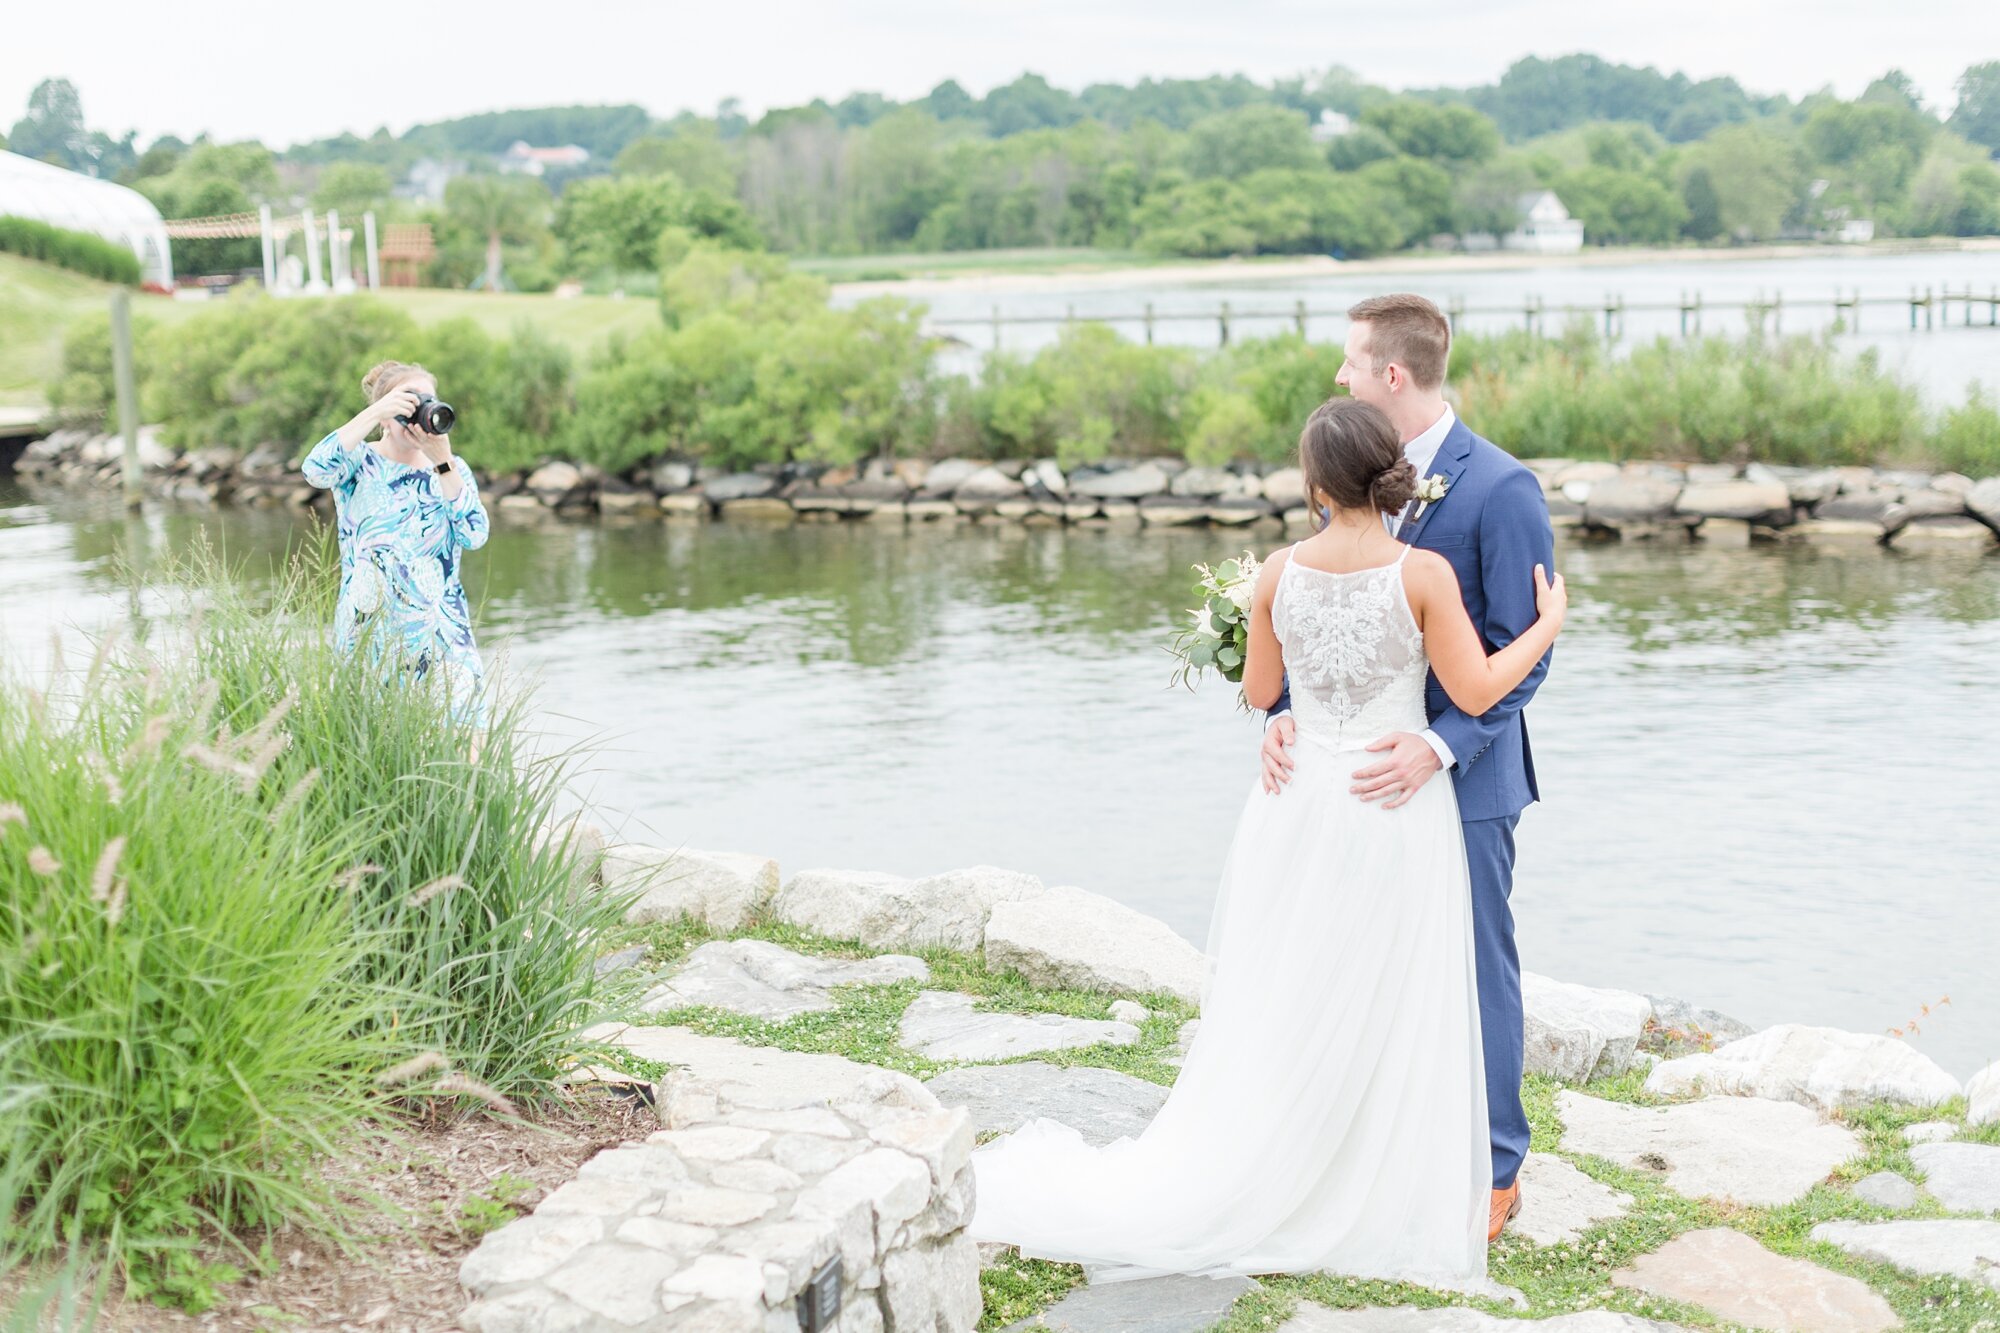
[1413,475,1449,521]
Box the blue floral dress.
[302,432,491,726]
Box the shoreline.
[12,429,1999,553]
[831,237,2000,299]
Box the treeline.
[46,245,2000,478]
[8,57,2000,277]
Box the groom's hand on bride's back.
[1260,715,1296,794]
[1351,732,1442,809]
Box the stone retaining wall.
[15,430,2000,548]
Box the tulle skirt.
[969,731,1489,1285]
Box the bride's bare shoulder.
[1255,544,1295,588]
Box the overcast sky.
[5,1,1994,148]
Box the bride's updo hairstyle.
[1298,396,1418,522]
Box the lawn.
[0,255,664,412]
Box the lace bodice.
[1272,548,1428,752]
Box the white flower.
[1415,475,1449,503]
[1225,579,1255,612]
[1190,606,1218,636]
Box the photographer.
[302,359,491,734]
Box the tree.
[1554,166,1687,244]
[1949,62,2000,151]
[981,74,1081,136]
[1861,70,1924,112]
[1681,165,1724,240]
[1184,105,1320,178]
[1682,124,1808,239]
[1456,158,1541,236]
[1326,122,1399,172]
[922,80,978,121]
[312,162,392,218]
[1359,99,1499,164]
[614,124,739,196]
[8,78,88,170]
[444,174,550,291]
[1355,155,1458,238]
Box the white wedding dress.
[970,546,1490,1285]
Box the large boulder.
[1522,973,1654,1082]
[524,461,584,506]
[602,846,779,932]
[896,991,1139,1061]
[1262,467,1306,507]
[983,884,1207,1003]
[1024,459,1068,498]
[1583,475,1683,525]
[1644,1023,1961,1112]
[1609,1228,1899,1333]
[924,1062,1167,1146]
[1642,994,1755,1057]
[771,866,1047,952]
[1967,1061,2000,1126]
[704,472,779,502]
[1070,463,1169,499]
[950,466,1025,500]
[919,459,983,495]
[1908,1142,2000,1213]
[1965,477,2000,531]
[1168,466,1241,498]
[1675,481,1793,525]
[1811,1219,2000,1293]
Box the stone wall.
[15,429,1999,548]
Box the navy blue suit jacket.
[1272,417,1556,822]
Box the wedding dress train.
[970,547,1489,1284]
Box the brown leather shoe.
[1487,1181,1522,1242]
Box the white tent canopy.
[0,150,173,286]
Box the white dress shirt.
[1273,403,1460,773]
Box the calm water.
[4,484,1998,1079]
[852,248,2000,405]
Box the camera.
[395,393,456,435]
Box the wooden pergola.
[379,224,435,287]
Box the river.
[2,482,1995,1080]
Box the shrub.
[0,215,141,284]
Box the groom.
[1263,292,1555,1242]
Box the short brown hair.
[1299,397,1417,522]
[1346,293,1450,392]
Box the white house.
[1505,191,1585,254]
[499,142,591,177]
[1309,109,1353,144]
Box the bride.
[969,397,1567,1286]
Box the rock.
[641,939,929,1022]
[546,1243,688,1323]
[460,1213,607,1291]
[649,460,695,492]
[1684,463,1739,485]
[1522,973,1654,1081]
[1584,476,1683,525]
[1135,496,1210,526]
[1904,1121,1959,1144]
[1815,491,1897,524]
[921,460,983,494]
[896,990,1139,1062]
[1933,472,1976,496]
[1885,488,1968,524]
[843,478,912,503]
[1675,481,1792,525]
[926,1062,1168,1146]
[1511,1154,1634,1245]
[1966,477,2000,530]
[588,1024,903,1109]
[984,884,1207,1003]
[525,461,584,505]
[1910,1142,2000,1213]
[1520,964,1648,1080]
[952,466,1027,500]
[458,1289,598,1333]
[795,1147,933,1239]
[1207,498,1274,525]
[1262,467,1306,506]
[705,472,779,502]
[1610,1228,1898,1333]
[772,865,1047,952]
[868,1107,976,1189]
[1070,463,1169,499]
[659,492,709,516]
[593,946,648,978]
[1003,1273,1254,1333]
[1809,1218,2000,1293]
[1109,1000,1150,1025]
[1790,518,1885,543]
[1970,1062,2000,1126]
[603,846,779,932]
[1891,515,1994,546]
[1556,1090,1861,1206]
[537,1175,657,1217]
[1026,459,1068,497]
[1279,1308,1688,1332]
[905,499,961,521]
[1643,1023,1961,1112]
[1640,995,1754,1057]
[1169,466,1240,498]
[718,497,795,521]
[1853,1170,1920,1210]
[1773,466,1842,505]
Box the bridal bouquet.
[1168,551,1261,704]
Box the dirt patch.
[14,1088,656,1333]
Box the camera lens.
[427,402,456,434]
